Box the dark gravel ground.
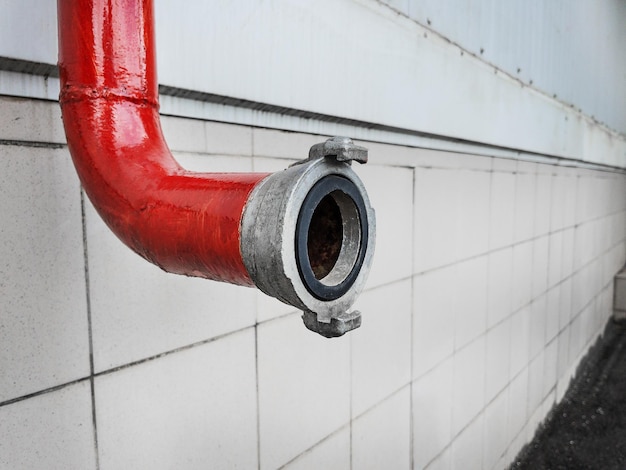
[511,319,626,470]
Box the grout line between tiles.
[93,325,256,379]
[80,189,101,470]
[0,378,92,409]
[255,325,261,470]
[409,166,416,470]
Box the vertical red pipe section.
[57,0,268,285]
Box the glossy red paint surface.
[58,0,268,285]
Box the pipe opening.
[308,194,343,279]
[296,175,368,301]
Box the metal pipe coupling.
[241,137,376,337]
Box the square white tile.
[547,231,563,288]
[513,171,536,243]
[533,173,552,237]
[529,295,547,360]
[352,388,411,470]
[483,389,509,470]
[507,367,529,443]
[205,120,253,156]
[454,256,488,350]
[451,414,484,470]
[95,329,258,470]
[487,248,514,328]
[413,266,457,378]
[511,241,533,311]
[160,114,206,153]
[485,319,511,402]
[0,381,96,470]
[542,338,558,399]
[489,171,516,250]
[451,337,486,436]
[413,357,453,470]
[358,164,414,287]
[531,235,549,298]
[526,352,545,417]
[414,168,460,272]
[455,170,490,260]
[351,281,412,416]
[0,97,66,144]
[509,306,530,379]
[545,286,561,343]
[0,146,89,402]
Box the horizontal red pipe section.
[58,0,268,285]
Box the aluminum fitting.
[240,137,376,337]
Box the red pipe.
[57,0,268,285]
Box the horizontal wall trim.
[0,138,64,149]
[0,58,624,173]
[0,57,58,78]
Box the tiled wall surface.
[1,95,625,469]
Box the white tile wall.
[351,281,412,416]
[547,231,563,288]
[507,367,529,444]
[451,414,484,470]
[489,169,516,251]
[485,319,511,402]
[413,357,454,469]
[513,164,536,243]
[257,314,350,469]
[527,352,545,416]
[483,389,509,470]
[352,389,411,470]
[0,381,96,470]
[86,195,257,372]
[283,428,351,470]
[0,97,66,144]
[252,128,324,160]
[414,168,460,272]
[545,286,560,343]
[556,328,570,385]
[426,447,452,470]
[543,338,558,399]
[160,115,207,153]
[529,295,547,360]
[456,170,490,260]
[95,329,258,470]
[0,145,89,402]
[454,256,489,349]
[509,306,530,380]
[512,241,534,311]
[1,98,625,470]
[413,266,457,378]
[533,173,552,237]
[452,337,486,436]
[487,247,513,328]
[531,236,550,297]
[358,164,414,287]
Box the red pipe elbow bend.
[58,0,376,336]
[57,0,267,285]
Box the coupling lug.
[302,310,362,338]
[296,136,368,166]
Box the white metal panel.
[153,0,625,164]
[0,0,57,63]
[0,0,624,167]
[405,0,626,136]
